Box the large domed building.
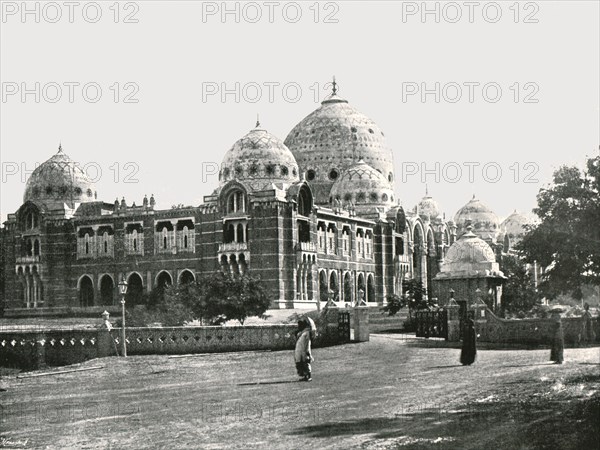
[2,81,521,317]
[284,87,394,206]
[23,145,97,210]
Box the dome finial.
[58,142,63,153]
[331,76,337,96]
[425,183,429,196]
[255,113,260,128]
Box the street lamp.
[118,277,128,357]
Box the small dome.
[24,145,97,209]
[220,124,300,191]
[284,89,394,205]
[417,189,441,220]
[329,159,394,217]
[437,227,504,279]
[454,195,499,242]
[501,210,529,239]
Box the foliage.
[191,272,271,325]
[381,280,433,317]
[517,155,600,300]
[381,293,408,316]
[499,254,542,316]
[119,272,270,326]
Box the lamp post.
[118,277,128,357]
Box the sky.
[1,1,599,224]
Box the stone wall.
[0,308,354,370]
[447,303,600,345]
[476,310,600,345]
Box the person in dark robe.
[550,316,564,364]
[460,318,477,366]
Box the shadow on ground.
[288,375,600,449]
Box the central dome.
[24,145,97,210]
[220,124,300,191]
[284,92,394,205]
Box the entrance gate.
[338,311,350,342]
[415,309,448,340]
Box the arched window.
[84,233,90,254]
[227,190,246,213]
[162,227,168,249]
[33,239,40,256]
[237,223,245,243]
[103,232,109,253]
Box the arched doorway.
[79,276,94,307]
[413,224,425,284]
[367,274,375,303]
[329,271,339,300]
[343,272,353,304]
[100,275,114,305]
[319,270,328,302]
[156,271,173,290]
[179,270,195,285]
[126,273,144,305]
[357,273,366,304]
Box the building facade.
[0,88,527,313]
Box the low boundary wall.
[0,307,359,370]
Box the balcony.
[16,255,41,264]
[295,241,317,253]
[219,242,248,252]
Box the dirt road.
[1,334,598,449]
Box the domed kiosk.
[454,195,500,244]
[284,82,394,206]
[24,145,97,210]
[433,225,506,310]
[329,158,394,218]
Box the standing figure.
[295,320,313,381]
[581,303,595,343]
[460,318,477,366]
[550,316,564,364]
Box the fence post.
[353,305,370,342]
[446,300,461,342]
[33,332,47,370]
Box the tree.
[518,155,600,300]
[499,254,542,315]
[381,279,432,317]
[197,272,271,325]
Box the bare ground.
[1,334,599,449]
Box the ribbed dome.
[284,92,394,205]
[329,159,394,218]
[454,195,499,242]
[24,145,97,209]
[501,210,529,239]
[220,124,300,191]
[438,227,504,279]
